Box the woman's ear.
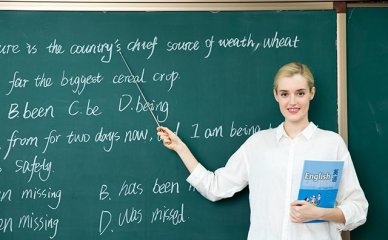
[273,89,279,102]
[310,87,316,100]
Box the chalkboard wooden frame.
[0,1,334,11]
[336,7,348,144]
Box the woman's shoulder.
[244,126,278,145]
[316,127,339,137]
[313,125,351,160]
[314,126,346,145]
[253,125,278,136]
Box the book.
[297,160,344,223]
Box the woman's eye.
[280,93,288,97]
[297,92,305,96]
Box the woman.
[157,62,368,240]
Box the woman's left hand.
[289,200,322,223]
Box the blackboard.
[0,10,337,240]
[347,7,388,240]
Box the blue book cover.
[297,160,344,223]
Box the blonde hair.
[273,62,315,92]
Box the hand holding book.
[290,200,346,224]
[295,160,344,223]
[290,200,322,223]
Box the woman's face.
[274,74,315,126]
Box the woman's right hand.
[157,126,184,152]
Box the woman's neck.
[283,120,310,139]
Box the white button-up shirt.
[187,122,368,240]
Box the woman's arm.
[157,126,249,202]
[157,126,199,173]
[289,200,345,223]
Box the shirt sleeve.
[335,139,369,231]
[186,145,249,202]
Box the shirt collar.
[275,122,317,141]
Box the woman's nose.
[289,94,296,104]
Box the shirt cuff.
[336,205,350,230]
[186,163,207,187]
[336,204,365,231]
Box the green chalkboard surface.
[348,7,388,240]
[0,11,336,239]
